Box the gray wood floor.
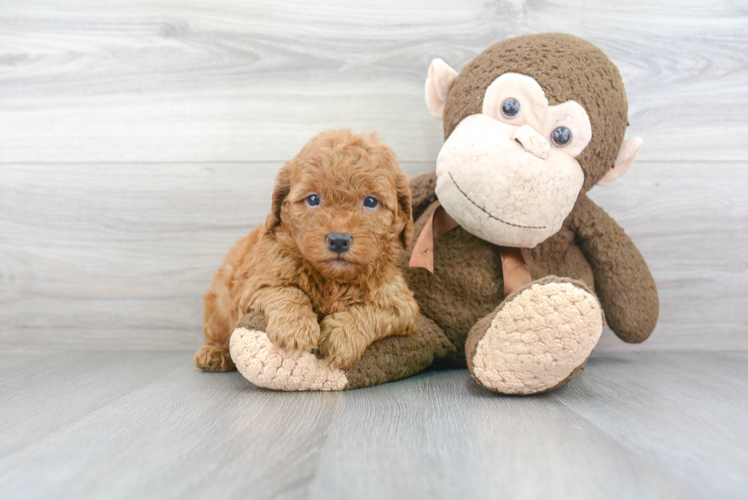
[0,350,746,500]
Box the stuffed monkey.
[229,33,658,394]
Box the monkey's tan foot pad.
[229,327,348,391]
[469,279,603,395]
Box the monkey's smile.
[448,172,546,230]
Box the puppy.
[195,129,418,371]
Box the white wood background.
[0,0,746,352]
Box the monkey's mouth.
[448,172,546,230]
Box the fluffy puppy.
[195,129,418,372]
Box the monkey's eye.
[501,98,521,119]
[363,196,379,210]
[551,126,572,147]
[305,193,322,207]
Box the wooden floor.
[0,350,746,500]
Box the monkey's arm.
[409,172,437,220]
[570,195,659,343]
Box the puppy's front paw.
[319,312,369,370]
[266,308,321,352]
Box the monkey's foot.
[229,327,348,391]
[466,277,603,395]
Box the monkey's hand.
[570,194,659,343]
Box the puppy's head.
[266,129,413,282]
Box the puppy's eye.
[362,196,379,210]
[501,98,520,119]
[305,194,321,207]
[551,126,572,147]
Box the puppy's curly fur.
[195,129,419,372]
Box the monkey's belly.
[400,218,595,364]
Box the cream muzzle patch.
[433,73,592,249]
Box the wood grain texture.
[555,352,748,499]
[0,350,186,457]
[590,161,748,352]
[0,351,342,500]
[1,0,746,350]
[1,161,745,351]
[0,0,746,163]
[2,350,747,499]
[307,370,701,500]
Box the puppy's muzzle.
[326,233,352,254]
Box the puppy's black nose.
[326,233,352,254]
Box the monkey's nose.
[326,233,352,254]
[512,124,550,159]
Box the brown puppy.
[195,129,418,372]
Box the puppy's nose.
[326,233,352,254]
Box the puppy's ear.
[265,163,292,233]
[395,173,414,250]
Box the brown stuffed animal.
[228,33,658,394]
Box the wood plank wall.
[1,0,746,351]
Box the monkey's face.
[435,73,592,248]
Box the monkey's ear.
[425,58,459,121]
[265,164,292,232]
[597,137,643,187]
